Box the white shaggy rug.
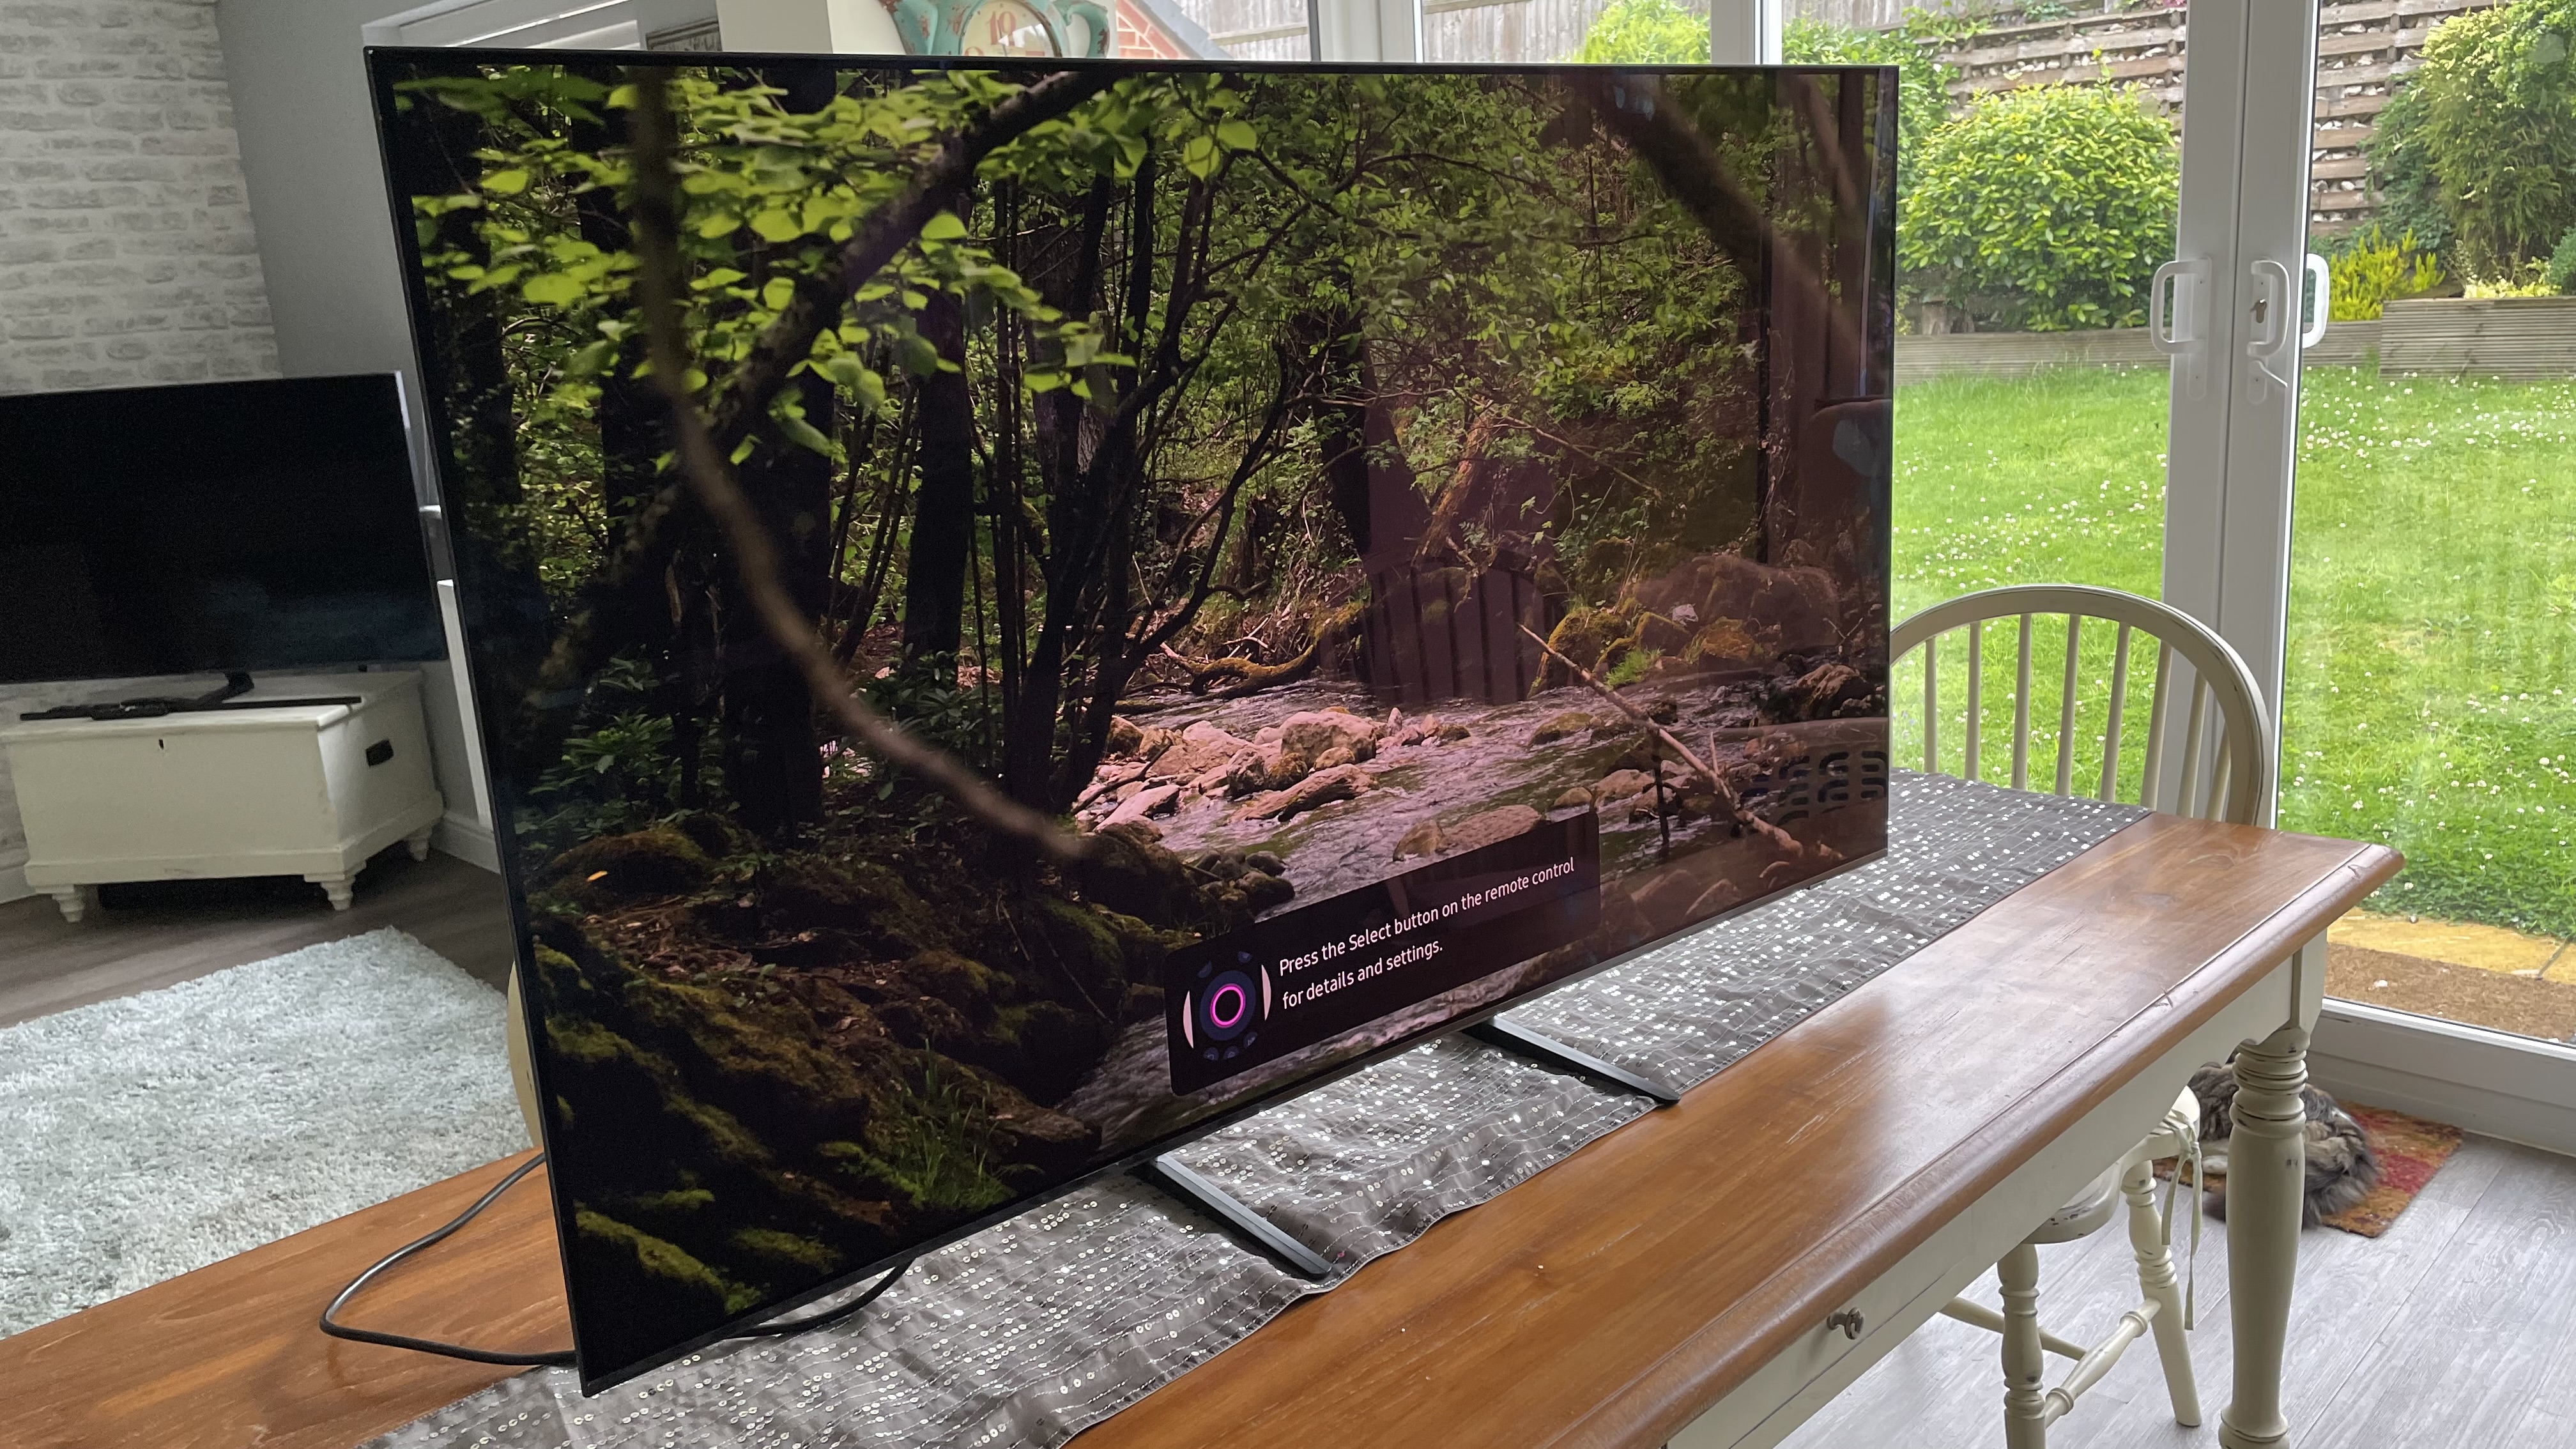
[0,928,530,1337]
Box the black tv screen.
[373,50,1894,1392]
[0,373,444,684]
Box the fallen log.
[1518,624,1801,857]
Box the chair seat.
[2027,1087,2200,1246]
[2027,1163,2123,1243]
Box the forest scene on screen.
[385,57,1891,1370]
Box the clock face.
[957,0,1058,56]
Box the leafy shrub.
[1781,15,1958,196]
[2327,226,2447,320]
[2372,0,2576,277]
[1572,0,1708,63]
[2548,227,2576,294]
[1899,84,2179,332]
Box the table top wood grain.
[0,813,2400,1449]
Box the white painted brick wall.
[0,0,281,899]
[0,0,278,395]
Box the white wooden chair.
[1892,584,2271,1446]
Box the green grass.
[1890,364,2576,937]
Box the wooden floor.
[0,848,518,1027]
[1779,1132,2576,1448]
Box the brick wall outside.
[0,0,278,398]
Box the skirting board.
[2310,998,2576,1159]
[431,811,500,873]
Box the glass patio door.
[2283,0,2576,1064]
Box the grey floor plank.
[1781,1136,2558,1449]
[0,848,516,1026]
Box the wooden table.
[0,813,2398,1449]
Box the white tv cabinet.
[0,671,447,920]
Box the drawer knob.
[1827,1309,1864,1340]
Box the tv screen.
[0,374,444,684]
[373,50,1894,1392]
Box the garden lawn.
[1890,364,2576,939]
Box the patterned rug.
[2321,1103,2468,1237]
[2186,1101,2467,1239]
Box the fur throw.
[2188,1055,2378,1227]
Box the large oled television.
[372,50,1895,1392]
[0,374,443,685]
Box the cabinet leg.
[306,873,355,911]
[404,825,434,863]
[2220,1023,2309,1449]
[44,885,96,923]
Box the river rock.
[1433,721,1471,743]
[1529,710,1595,746]
[1765,661,1873,721]
[1150,720,1255,781]
[1105,715,1145,756]
[1552,786,1597,810]
[1632,551,1843,658]
[1244,851,1287,876]
[1592,768,1655,801]
[1104,783,1180,827]
[1238,870,1295,911]
[1439,804,1542,855]
[1230,763,1373,823]
[1392,816,1445,861]
[1279,709,1379,763]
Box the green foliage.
[2549,226,2576,293]
[1899,84,2178,332]
[2364,80,2452,261]
[821,1057,1015,1215]
[1781,14,1958,196]
[2373,0,2576,276]
[1572,0,1708,63]
[2328,226,2447,321]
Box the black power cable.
[319,1152,910,1367]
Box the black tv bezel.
[0,370,445,687]
[366,45,1897,1395]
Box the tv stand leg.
[1134,1154,1335,1281]
[43,885,96,923]
[1465,1018,1682,1105]
[404,825,434,862]
[306,872,355,911]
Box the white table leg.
[306,872,356,911]
[2220,1023,2309,1449]
[1998,1242,2048,1449]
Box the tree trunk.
[901,289,978,676]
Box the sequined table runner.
[369,773,2146,1449]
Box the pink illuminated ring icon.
[1209,983,1248,1028]
[1199,967,1259,1042]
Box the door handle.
[2149,257,2210,399]
[2301,252,2331,350]
[2246,257,2297,401]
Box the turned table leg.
[1998,1242,2048,1449]
[2220,1022,2309,1449]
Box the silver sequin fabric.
[365,773,2146,1449]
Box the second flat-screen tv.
[373,50,1894,1392]
[0,374,443,684]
